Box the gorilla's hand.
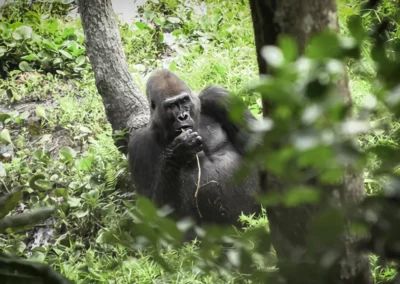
[166,129,202,163]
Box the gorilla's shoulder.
[198,85,230,99]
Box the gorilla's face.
[166,94,194,131]
[153,92,200,141]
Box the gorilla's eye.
[151,100,156,110]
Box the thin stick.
[194,154,202,218]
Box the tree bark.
[77,0,150,153]
[249,0,373,283]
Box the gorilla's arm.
[129,128,201,208]
[199,85,257,155]
[129,129,182,207]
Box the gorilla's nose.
[178,113,189,121]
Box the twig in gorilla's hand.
[193,164,219,219]
[194,154,202,218]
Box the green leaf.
[0,22,11,35]
[284,187,321,207]
[0,113,11,123]
[41,39,58,51]
[74,209,89,218]
[0,191,23,218]
[12,26,33,40]
[167,17,181,24]
[61,28,76,39]
[59,146,77,162]
[79,126,92,133]
[0,162,6,178]
[30,251,45,262]
[33,149,44,160]
[135,22,151,30]
[76,55,86,66]
[21,54,40,61]
[54,188,68,199]
[44,18,59,34]
[35,105,46,119]
[19,111,30,120]
[158,31,164,43]
[261,46,284,67]
[0,129,12,145]
[307,31,341,60]
[67,196,81,207]
[169,61,177,71]
[59,49,73,59]
[19,61,34,72]
[53,57,63,65]
[29,174,53,191]
[76,156,93,171]
[0,206,55,233]
[0,46,7,57]
[40,57,52,70]
[56,70,66,76]
[136,197,158,221]
[278,36,298,62]
[347,15,366,43]
[175,46,190,56]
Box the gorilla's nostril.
[178,113,188,121]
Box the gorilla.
[128,69,261,226]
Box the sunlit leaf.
[12,26,32,40]
[135,22,151,31]
[167,17,181,24]
[59,49,73,59]
[261,46,284,67]
[0,129,12,145]
[67,196,81,207]
[35,105,47,119]
[76,156,93,171]
[76,55,86,66]
[61,0,75,4]
[59,146,77,162]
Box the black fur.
[128,69,261,225]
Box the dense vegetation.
[0,0,400,283]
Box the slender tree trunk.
[249,0,373,283]
[77,0,150,153]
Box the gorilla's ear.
[151,100,156,110]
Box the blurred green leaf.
[35,105,47,119]
[19,61,34,72]
[0,206,55,233]
[29,174,53,191]
[284,187,321,207]
[0,191,23,219]
[59,146,77,162]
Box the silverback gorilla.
[128,69,261,226]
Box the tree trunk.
[249,0,373,283]
[77,0,150,153]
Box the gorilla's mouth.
[176,125,192,132]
